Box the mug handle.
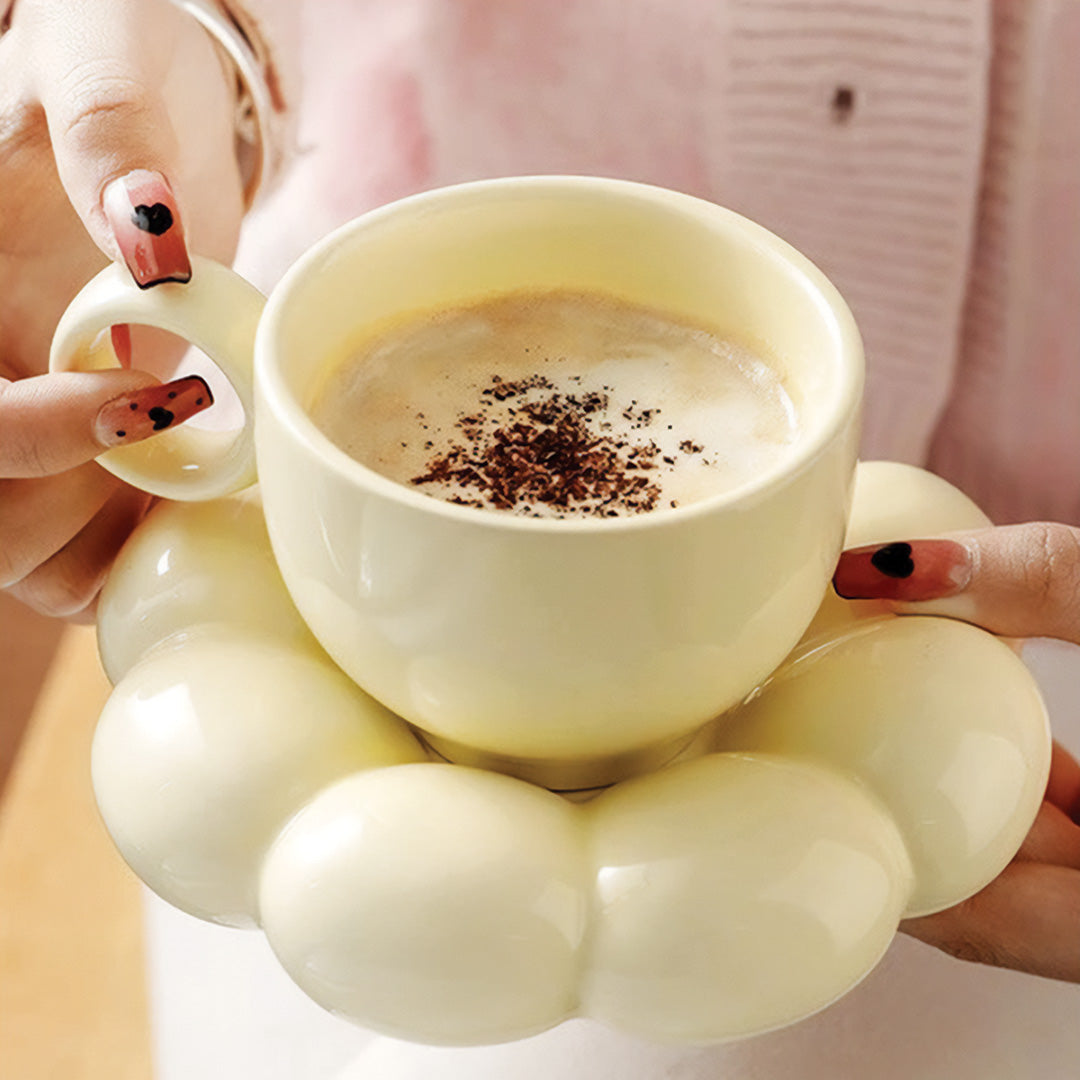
[49,256,266,501]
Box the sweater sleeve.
[717,0,989,470]
[929,0,1080,524]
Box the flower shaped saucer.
[93,462,1049,1046]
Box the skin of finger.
[124,326,203,383]
[0,462,118,588]
[22,0,243,264]
[24,0,184,255]
[1046,740,1080,823]
[0,1,242,389]
[891,524,1080,645]
[0,55,113,380]
[7,481,152,618]
[1011,800,1080,871]
[0,369,159,477]
[902,862,1080,983]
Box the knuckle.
[0,504,31,589]
[0,383,58,478]
[14,559,100,619]
[937,931,1013,970]
[1021,522,1080,639]
[0,546,23,589]
[4,438,48,480]
[909,894,1022,973]
[57,61,154,150]
[0,95,48,166]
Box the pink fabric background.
[239,0,1080,524]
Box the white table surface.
[147,639,1080,1080]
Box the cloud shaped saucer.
[92,462,1049,1046]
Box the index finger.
[833,524,1080,645]
[0,368,212,477]
[21,0,186,260]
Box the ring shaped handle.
[49,256,266,501]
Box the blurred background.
[0,598,63,795]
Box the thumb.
[29,0,192,286]
[833,523,1080,645]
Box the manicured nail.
[111,324,132,367]
[102,170,192,288]
[95,376,213,449]
[833,539,972,601]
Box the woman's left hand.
[834,523,1080,982]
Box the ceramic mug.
[51,177,863,784]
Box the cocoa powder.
[410,375,678,517]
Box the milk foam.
[312,290,800,517]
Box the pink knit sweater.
[237,0,1080,525]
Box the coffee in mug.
[311,289,800,519]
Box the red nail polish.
[111,324,132,367]
[95,376,213,449]
[103,170,192,288]
[833,539,972,601]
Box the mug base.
[414,724,715,794]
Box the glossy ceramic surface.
[50,257,262,500]
[53,178,863,773]
[93,462,1051,1045]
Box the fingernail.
[833,539,972,601]
[102,170,192,288]
[111,324,132,367]
[95,376,213,449]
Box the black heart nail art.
[148,406,175,431]
[131,203,175,235]
[869,542,915,578]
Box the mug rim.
[255,175,863,533]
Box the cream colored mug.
[51,177,863,784]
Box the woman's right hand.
[0,0,245,617]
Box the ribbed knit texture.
[720,0,988,467]
[930,0,1080,523]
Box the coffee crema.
[311,290,800,518]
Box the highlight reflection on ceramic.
[93,462,1050,1046]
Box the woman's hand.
[0,0,244,617]
[834,522,1080,981]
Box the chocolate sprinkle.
[409,375,664,517]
